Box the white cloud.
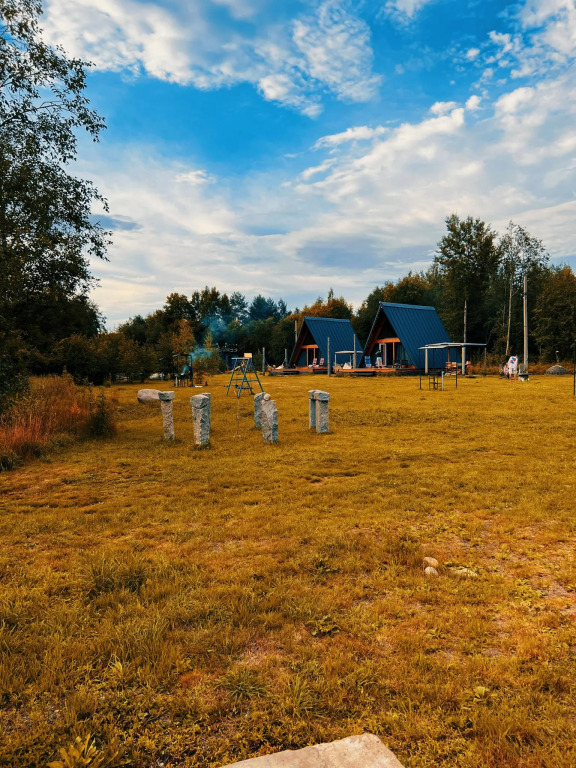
[300,160,335,180]
[211,0,265,20]
[476,0,576,81]
[382,0,434,23]
[314,125,387,148]
[257,73,322,118]
[176,170,215,185]
[292,1,381,103]
[42,0,381,116]
[466,48,480,61]
[465,95,481,111]
[430,101,458,115]
[521,0,576,57]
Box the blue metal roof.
[290,317,361,367]
[363,303,452,368]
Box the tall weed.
[0,375,116,469]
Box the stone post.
[158,391,176,440]
[308,390,318,429]
[254,391,267,429]
[314,390,330,434]
[138,389,175,440]
[261,399,278,443]
[190,394,211,446]
[203,392,212,422]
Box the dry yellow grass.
[1,373,575,767]
[0,377,93,469]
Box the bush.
[0,331,29,416]
[0,375,116,470]
[87,391,117,438]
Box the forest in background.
[21,214,576,385]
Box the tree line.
[48,218,576,384]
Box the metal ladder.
[226,357,264,396]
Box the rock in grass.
[423,557,439,569]
[219,733,406,767]
[424,566,439,578]
[453,567,478,578]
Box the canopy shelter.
[419,342,487,374]
[334,350,359,368]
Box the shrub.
[0,375,116,470]
[87,391,117,438]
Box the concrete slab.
[220,734,404,768]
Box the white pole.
[353,335,357,369]
[425,347,429,374]
[523,272,528,369]
[462,297,467,375]
[327,337,331,375]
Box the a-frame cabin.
[361,302,455,371]
[290,317,361,371]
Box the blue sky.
[42,0,576,327]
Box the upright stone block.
[158,391,175,440]
[315,390,330,434]
[203,392,212,422]
[190,394,211,446]
[261,399,278,443]
[308,390,318,429]
[254,392,267,429]
[138,389,176,439]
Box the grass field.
[1,373,575,768]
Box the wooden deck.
[334,366,416,377]
[265,365,419,377]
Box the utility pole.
[294,320,298,344]
[523,272,528,369]
[462,296,467,375]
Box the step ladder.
[226,357,264,397]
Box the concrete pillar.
[261,399,278,443]
[254,391,267,429]
[203,392,211,422]
[308,390,318,429]
[158,391,175,440]
[138,389,176,440]
[190,394,210,446]
[314,390,330,433]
